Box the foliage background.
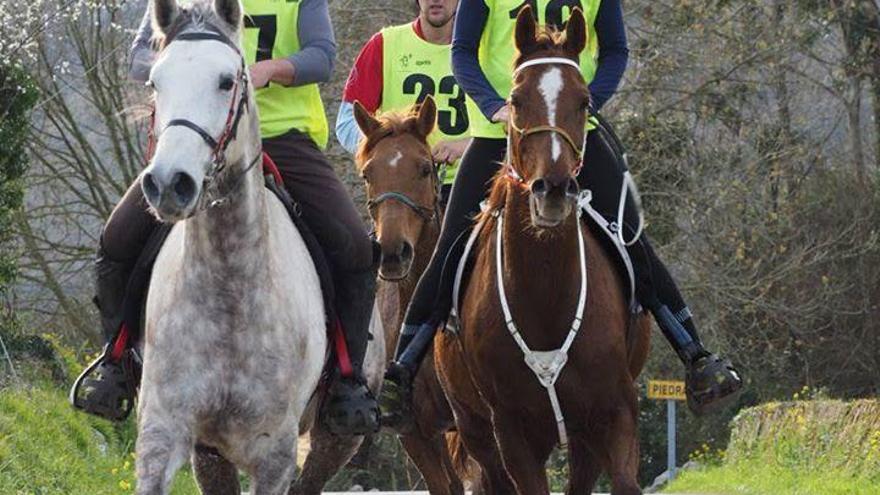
[1,0,879,490]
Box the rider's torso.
[241,0,329,147]
[469,0,601,138]
[379,23,469,184]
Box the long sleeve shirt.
[451,0,628,121]
[128,0,337,86]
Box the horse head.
[141,0,256,222]
[508,5,589,228]
[354,97,439,281]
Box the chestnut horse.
[435,8,650,495]
[353,97,474,495]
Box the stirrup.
[69,345,140,421]
[322,374,380,436]
[378,363,416,434]
[685,354,743,416]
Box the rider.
[336,0,470,202]
[74,0,380,435]
[381,0,743,424]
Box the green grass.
[0,384,199,494]
[666,460,880,495]
[666,398,880,495]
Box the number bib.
[380,23,472,184]
[470,0,601,138]
[241,0,328,146]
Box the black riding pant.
[398,125,694,352]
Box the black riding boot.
[322,259,381,436]
[69,249,139,421]
[651,304,743,415]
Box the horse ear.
[415,95,437,139]
[213,0,243,29]
[514,5,538,56]
[353,101,381,136]
[563,8,587,56]
[152,0,180,35]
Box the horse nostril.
[142,172,161,203]
[566,178,580,198]
[400,242,413,262]
[171,172,197,207]
[531,178,548,197]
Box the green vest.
[241,0,329,147]
[469,0,601,138]
[379,23,469,184]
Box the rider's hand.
[248,59,296,89]
[432,138,470,164]
[491,104,510,124]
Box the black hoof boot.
[322,374,380,436]
[686,353,743,415]
[378,362,416,434]
[69,345,140,421]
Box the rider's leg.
[262,129,379,435]
[577,124,742,415]
[380,138,506,429]
[72,178,160,420]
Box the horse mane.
[151,1,239,50]
[354,109,429,171]
[513,25,574,67]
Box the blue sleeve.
[287,0,337,86]
[451,0,507,121]
[335,101,362,155]
[589,0,628,111]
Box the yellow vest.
[469,0,601,138]
[241,0,329,147]
[379,23,469,184]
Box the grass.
[666,397,880,495]
[0,383,199,494]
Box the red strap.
[110,324,130,362]
[262,152,283,186]
[333,319,354,378]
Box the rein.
[148,24,256,210]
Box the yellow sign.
[647,380,686,401]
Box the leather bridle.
[149,24,259,208]
[506,56,588,182]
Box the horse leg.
[602,399,642,495]
[566,433,602,495]
[289,425,363,495]
[491,413,552,495]
[192,444,240,495]
[135,420,191,495]
[454,412,514,495]
[399,432,464,495]
[250,433,298,495]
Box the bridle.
[148,23,260,208]
[505,56,588,182]
[365,150,444,226]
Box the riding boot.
[651,302,743,415]
[322,253,381,436]
[69,248,139,421]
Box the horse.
[352,97,476,495]
[135,1,383,494]
[435,7,651,495]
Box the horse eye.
[146,80,156,90]
[219,76,235,91]
[421,163,433,177]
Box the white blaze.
[538,67,564,162]
[389,150,403,168]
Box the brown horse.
[435,8,651,495]
[353,97,473,495]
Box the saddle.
[114,154,350,379]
